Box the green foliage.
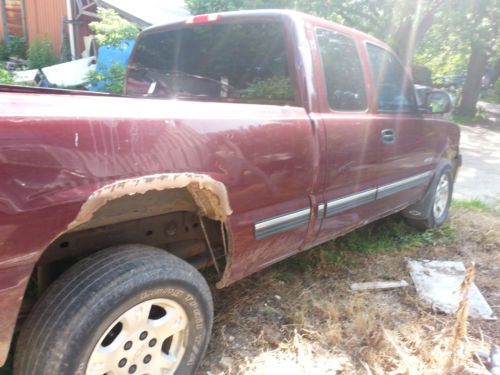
[415,30,470,77]
[451,112,481,125]
[27,38,58,69]
[87,63,126,94]
[186,0,497,92]
[0,40,8,61]
[0,69,13,84]
[276,254,314,282]
[495,79,500,96]
[241,77,293,100]
[7,36,27,58]
[186,0,291,14]
[335,217,455,253]
[186,1,447,52]
[89,8,139,47]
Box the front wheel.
[14,245,213,375]
[405,166,453,230]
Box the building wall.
[1,0,24,40]
[0,7,3,39]
[6,0,23,37]
[24,0,67,53]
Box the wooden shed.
[1,0,26,40]
[23,0,68,52]
[1,0,190,59]
[0,0,92,57]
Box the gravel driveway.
[454,124,500,205]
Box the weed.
[27,38,57,69]
[452,199,500,216]
[0,69,13,85]
[89,8,139,48]
[7,36,26,59]
[87,63,126,94]
[276,254,314,282]
[334,216,456,254]
[0,40,7,61]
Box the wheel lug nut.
[148,338,157,347]
[124,341,133,350]
[118,358,127,368]
[128,364,137,374]
[139,331,148,340]
[143,354,152,364]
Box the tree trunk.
[457,43,489,116]
[491,59,500,87]
[394,11,435,67]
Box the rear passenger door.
[365,43,435,210]
[312,28,383,244]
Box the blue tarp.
[88,39,135,91]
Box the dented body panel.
[0,93,316,362]
[0,10,460,365]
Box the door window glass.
[316,28,367,111]
[366,43,417,113]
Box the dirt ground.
[199,205,500,375]
[454,124,500,206]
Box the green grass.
[334,216,455,254]
[480,91,500,105]
[452,199,500,216]
[451,112,480,125]
[277,216,458,277]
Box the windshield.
[126,21,295,105]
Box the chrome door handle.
[381,128,395,144]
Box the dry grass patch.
[200,205,499,374]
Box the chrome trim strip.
[254,171,433,239]
[377,171,432,199]
[326,188,377,217]
[317,203,325,219]
[255,207,311,240]
[323,171,433,217]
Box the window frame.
[364,41,418,115]
[314,26,369,113]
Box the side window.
[316,28,367,111]
[366,43,417,114]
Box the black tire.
[14,245,213,375]
[406,166,454,230]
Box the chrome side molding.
[377,171,432,199]
[254,171,433,239]
[326,188,377,217]
[255,207,311,240]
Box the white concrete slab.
[12,69,39,84]
[41,57,96,87]
[408,259,497,320]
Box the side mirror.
[424,90,452,114]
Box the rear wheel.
[14,245,213,375]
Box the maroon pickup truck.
[0,10,460,375]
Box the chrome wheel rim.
[86,298,189,375]
[433,174,450,220]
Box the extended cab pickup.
[0,10,460,375]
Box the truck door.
[310,27,383,245]
[364,43,435,211]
